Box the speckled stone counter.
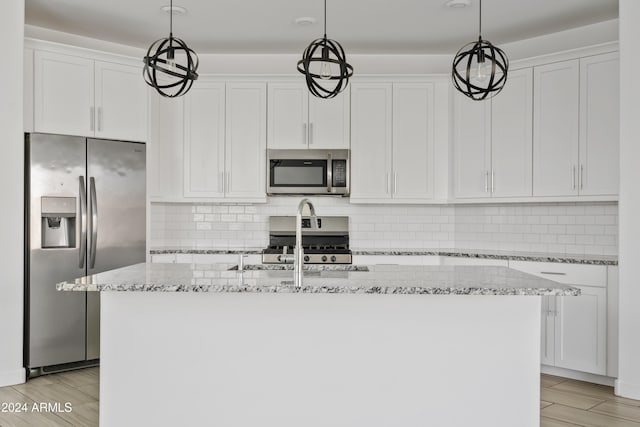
[149,247,617,265]
[57,262,579,296]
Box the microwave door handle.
[327,156,333,193]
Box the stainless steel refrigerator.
[25,133,146,376]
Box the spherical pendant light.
[297,0,354,99]
[143,0,199,98]
[451,0,508,101]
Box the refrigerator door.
[86,139,146,359]
[27,133,87,368]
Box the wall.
[150,200,618,256]
[0,0,26,387]
[616,0,640,400]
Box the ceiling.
[25,0,619,54]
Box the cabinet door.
[453,92,491,198]
[267,83,308,149]
[308,87,350,149]
[541,296,556,366]
[579,53,619,196]
[533,60,580,196]
[554,286,607,375]
[225,82,267,200]
[491,68,533,198]
[350,83,393,200]
[183,82,225,198]
[94,61,148,142]
[148,92,184,200]
[34,51,94,137]
[392,83,434,199]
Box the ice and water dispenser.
[41,197,76,248]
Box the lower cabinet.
[510,261,609,376]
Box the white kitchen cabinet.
[225,82,267,199]
[34,51,94,137]
[34,50,147,141]
[533,60,580,197]
[509,261,608,376]
[453,68,532,199]
[490,68,533,198]
[579,52,620,196]
[94,61,148,142]
[148,92,184,201]
[392,83,435,199]
[351,82,438,202]
[267,82,349,149]
[452,91,491,199]
[350,83,393,200]
[183,82,226,198]
[183,81,267,201]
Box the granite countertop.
[149,247,617,265]
[57,262,580,296]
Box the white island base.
[100,292,540,427]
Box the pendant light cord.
[478,0,482,39]
[324,0,327,38]
[169,0,174,39]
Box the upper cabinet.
[182,81,267,202]
[453,68,533,199]
[34,50,147,142]
[267,82,350,149]
[533,60,581,197]
[351,80,445,203]
[579,52,620,196]
[533,54,619,198]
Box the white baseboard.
[0,368,26,388]
[541,365,616,387]
[615,379,640,400]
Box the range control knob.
[330,256,337,263]
[321,255,328,262]
[304,255,310,262]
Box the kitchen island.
[58,263,578,427]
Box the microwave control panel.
[332,160,347,187]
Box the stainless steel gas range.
[262,216,352,264]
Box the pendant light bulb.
[166,46,176,72]
[320,62,332,79]
[473,60,490,83]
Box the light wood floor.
[1,370,639,426]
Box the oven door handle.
[327,155,333,194]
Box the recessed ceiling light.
[445,0,471,8]
[161,5,187,15]
[294,17,317,26]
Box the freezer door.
[26,133,87,368]
[86,139,146,359]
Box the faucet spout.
[294,198,317,287]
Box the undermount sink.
[228,264,369,272]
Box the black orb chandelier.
[451,0,508,101]
[297,0,354,99]
[143,0,199,98]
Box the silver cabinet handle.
[580,165,584,190]
[386,173,390,194]
[393,172,397,194]
[540,271,566,275]
[484,171,489,193]
[491,170,495,194]
[226,172,231,193]
[89,177,98,269]
[90,107,95,131]
[572,166,576,190]
[303,123,308,145]
[309,123,314,144]
[98,107,103,131]
[78,176,87,268]
[219,172,224,193]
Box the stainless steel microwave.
[267,149,350,196]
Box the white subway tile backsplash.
[150,200,617,256]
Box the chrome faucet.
[293,198,318,287]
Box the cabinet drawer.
[509,261,606,287]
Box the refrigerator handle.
[79,176,87,268]
[89,177,98,269]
